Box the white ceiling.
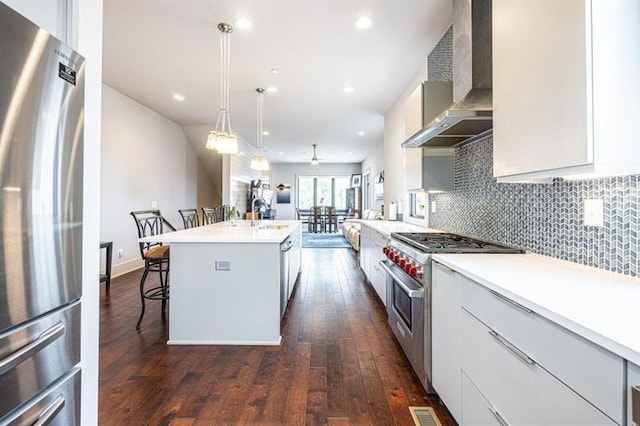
[102,0,452,173]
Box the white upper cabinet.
[492,0,640,182]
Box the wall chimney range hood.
[402,0,493,148]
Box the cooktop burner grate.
[391,232,524,254]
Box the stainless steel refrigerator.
[0,3,84,424]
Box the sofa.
[341,209,383,251]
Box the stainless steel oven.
[381,232,524,394]
[380,259,425,389]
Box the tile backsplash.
[429,136,640,277]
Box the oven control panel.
[382,247,423,278]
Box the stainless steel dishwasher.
[280,236,294,319]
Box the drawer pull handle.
[489,290,533,314]
[0,322,65,376]
[490,407,510,426]
[489,330,535,365]
[34,395,66,426]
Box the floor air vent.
[409,406,442,426]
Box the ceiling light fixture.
[267,86,278,93]
[262,130,270,136]
[206,23,238,155]
[343,86,355,93]
[172,93,185,102]
[250,88,270,171]
[270,68,279,74]
[358,131,365,136]
[310,143,320,167]
[354,16,374,29]
[233,17,253,30]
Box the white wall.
[383,63,430,227]
[101,85,217,276]
[268,162,362,220]
[361,142,384,212]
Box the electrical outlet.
[215,260,231,271]
[117,249,123,258]
[431,201,437,213]
[584,199,604,227]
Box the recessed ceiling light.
[279,152,284,156]
[233,17,253,30]
[172,93,185,102]
[357,131,365,136]
[354,16,374,30]
[343,86,355,93]
[267,86,278,93]
[262,131,270,136]
[270,68,279,74]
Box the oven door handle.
[379,260,424,298]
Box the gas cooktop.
[391,232,525,254]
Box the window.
[297,175,351,209]
[410,192,427,218]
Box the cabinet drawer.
[462,278,624,424]
[370,255,387,306]
[629,362,640,426]
[462,309,616,425]
[461,371,502,426]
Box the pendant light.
[310,144,320,166]
[250,88,270,171]
[206,23,238,155]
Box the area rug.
[302,233,352,249]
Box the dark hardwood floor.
[99,248,455,425]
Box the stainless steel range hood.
[402,0,492,148]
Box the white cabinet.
[462,276,625,423]
[288,226,302,297]
[462,309,616,425]
[368,228,388,305]
[359,224,371,277]
[431,262,462,423]
[492,0,640,181]
[358,224,388,305]
[629,362,640,426]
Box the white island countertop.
[140,219,301,244]
[432,252,640,365]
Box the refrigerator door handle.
[0,322,65,376]
[33,395,65,426]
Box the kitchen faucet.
[251,197,265,226]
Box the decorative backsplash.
[427,26,452,82]
[429,136,640,277]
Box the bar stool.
[100,241,113,292]
[178,208,200,229]
[130,210,176,330]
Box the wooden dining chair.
[310,206,324,233]
[325,206,338,233]
[178,208,200,229]
[130,209,176,330]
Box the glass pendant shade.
[250,88,270,171]
[206,23,238,155]
[310,144,319,166]
[250,154,270,171]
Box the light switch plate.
[583,199,604,227]
[431,201,437,213]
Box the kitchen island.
[141,220,302,345]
